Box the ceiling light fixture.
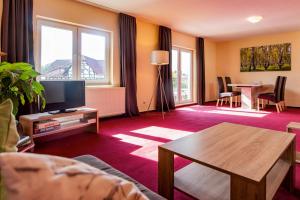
[247,16,263,24]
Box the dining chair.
[279,76,287,110]
[257,76,286,113]
[225,76,241,107]
[259,76,280,109]
[216,77,239,108]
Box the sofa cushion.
[219,91,240,98]
[74,155,166,200]
[0,99,19,153]
[0,99,20,200]
[258,93,277,102]
[0,152,149,200]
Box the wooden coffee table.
[158,122,296,200]
[287,122,300,163]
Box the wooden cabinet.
[19,108,99,143]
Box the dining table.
[228,83,263,110]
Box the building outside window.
[37,19,111,85]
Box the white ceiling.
[81,0,300,41]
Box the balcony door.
[172,47,193,105]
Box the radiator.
[85,87,125,117]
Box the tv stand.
[19,108,99,143]
[49,109,77,114]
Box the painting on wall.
[240,43,291,72]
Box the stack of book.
[17,135,31,149]
[34,119,60,134]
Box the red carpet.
[35,104,300,199]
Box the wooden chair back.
[280,76,287,102]
[274,76,284,103]
[217,77,225,96]
[225,77,232,92]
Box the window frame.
[172,46,194,105]
[172,47,180,104]
[78,27,111,84]
[36,19,112,85]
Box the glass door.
[172,49,179,104]
[172,47,193,105]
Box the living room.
[0,0,300,199]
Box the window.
[37,20,111,84]
[172,47,193,104]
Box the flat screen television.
[40,80,85,114]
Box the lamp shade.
[151,50,169,65]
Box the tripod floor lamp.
[147,50,170,119]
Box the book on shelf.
[53,114,84,123]
[79,118,96,123]
[17,135,31,148]
[34,125,61,134]
[34,119,60,129]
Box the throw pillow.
[0,153,149,200]
[0,99,20,152]
[0,99,20,200]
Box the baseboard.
[204,100,300,109]
[176,103,198,108]
[100,113,127,120]
[101,102,300,120]
[204,100,217,103]
[139,102,198,113]
[287,106,300,109]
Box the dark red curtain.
[1,0,36,117]
[196,37,205,105]
[119,13,139,117]
[156,26,175,111]
[1,0,34,65]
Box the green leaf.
[40,95,46,110]
[10,86,18,92]
[21,82,33,103]
[32,81,44,94]
[19,94,25,105]
[0,61,45,116]
[11,62,33,71]
[9,97,19,116]
[20,69,39,80]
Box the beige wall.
[171,31,218,102]
[172,31,197,103]
[216,31,300,107]
[4,0,300,108]
[33,0,216,112]
[136,26,218,111]
[136,20,159,111]
[33,0,120,86]
[0,0,216,111]
[173,31,196,49]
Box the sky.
[41,25,106,66]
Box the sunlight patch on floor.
[113,133,163,161]
[131,126,193,140]
[218,107,271,114]
[204,110,268,118]
[177,107,201,112]
[177,106,271,118]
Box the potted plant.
[0,62,45,115]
